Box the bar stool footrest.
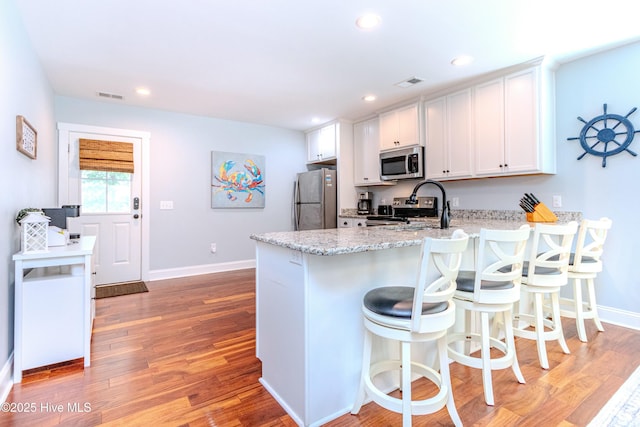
[364,359,449,416]
[447,332,518,371]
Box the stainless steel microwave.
[380,146,424,180]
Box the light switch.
[160,200,174,210]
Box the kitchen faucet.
[407,179,450,229]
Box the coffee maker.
[357,191,373,215]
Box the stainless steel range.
[366,197,438,226]
[392,196,438,218]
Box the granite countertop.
[250,210,582,256]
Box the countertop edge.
[251,210,583,256]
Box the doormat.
[588,364,640,426]
[95,281,148,299]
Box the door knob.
[133,214,140,219]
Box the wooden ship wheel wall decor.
[567,103,639,167]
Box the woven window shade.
[79,139,134,173]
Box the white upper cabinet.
[474,78,506,176]
[424,89,473,180]
[307,123,337,164]
[353,118,387,186]
[379,103,421,150]
[474,66,555,177]
[504,68,545,173]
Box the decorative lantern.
[20,212,50,253]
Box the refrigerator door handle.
[293,179,300,231]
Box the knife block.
[526,202,558,223]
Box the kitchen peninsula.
[250,211,580,427]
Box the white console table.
[12,236,96,383]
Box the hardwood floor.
[4,268,640,426]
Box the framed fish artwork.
[211,151,265,208]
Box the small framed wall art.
[211,151,265,208]
[16,115,37,159]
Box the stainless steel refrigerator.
[293,168,337,230]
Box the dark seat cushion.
[521,261,561,277]
[455,271,514,292]
[549,253,597,266]
[497,262,560,277]
[363,286,448,318]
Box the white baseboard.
[599,304,640,331]
[0,353,14,404]
[148,259,255,281]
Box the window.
[81,170,132,213]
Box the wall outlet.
[552,195,562,208]
[210,243,217,253]
[451,197,460,207]
[160,200,174,210]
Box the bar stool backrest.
[471,225,531,304]
[410,229,469,332]
[525,222,579,287]
[571,217,612,274]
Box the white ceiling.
[15,0,640,131]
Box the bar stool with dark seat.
[351,229,469,427]
[559,217,612,342]
[513,221,578,369]
[447,225,531,406]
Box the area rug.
[588,365,640,426]
[95,281,148,299]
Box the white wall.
[555,42,640,316]
[1,0,57,394]
[54,97,307,275]
[371,41,640,321]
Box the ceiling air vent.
[395,77,424,88]
[97,91,124,100]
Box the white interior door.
[58,123,150,286]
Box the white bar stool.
[447,225,531,406]
[513,221,578,369]
[351,230,469,427]
[559,217,612,342]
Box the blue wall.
[374,42,640,322]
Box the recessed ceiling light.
[136,87,151,96]
[356,14,381,30]
[311,117,321,124]
[451,55,474,66]
[362,95,377,102]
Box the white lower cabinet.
[339,217,352,228]
[339,217,366,228]
[22,269,84,370]
[353,218,366,227]
[12,236,96,383]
